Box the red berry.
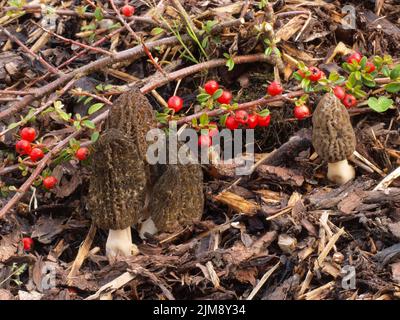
[267,81,283,96]
[204,80,219,95]
[365,62,376,73]
[43,176,57,189]
[333,86,346,100]
[247,114,258,129]
[258,114,271,127]
[75,147,89,161]
[342,94,357,109]
[22,237,34,251]
[167,96,183,112]
[121,4,135,17]
[235,110,249,125]
[198,134,212,148]
[16,140,32,155]
[347,52,362,64]
[20,127,36,142]
[294,105,311,120]
[217,91,232,105]
[308,67,324,82]
[29,148,44,162]
[207,122,219,137]
[225,116,239,130]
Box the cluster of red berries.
[333,86,357,109]
[167,80,234,114]
[297,66,325,82]
[204,80,233,104]
[16,127,44,162]
[121,4,135,17]
[225,110,271,130]
[347,52,375,73]
[15,127,89,189]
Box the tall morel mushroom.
[88,88,156,259]
[312,93,356,185]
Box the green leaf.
[197,92,210,103]
[264,47,272,56]
[382,66,391,77]
[199,113,209,126]
[389,65,400,80]
[151,27,164,36]
[84,96,93,105]
[360,56,367,69]
[212,89,223,100]
[368,96,393,113]
[258,109,270,117]
[91,131,100,143]
[94,7,103,21]
[57,110,71,122]
[8,122,19,130]
[88,103,104,115]
[82,120,95,129]
[384,82,400,93]
[226,58,235,71]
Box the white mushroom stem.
[139,218,158,239]
[106,227,134,258]
[327,159,355,185]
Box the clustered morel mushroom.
[88,88,204,259]
[312,93,356,185]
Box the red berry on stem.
[365,62,376,73]
[167,96,183,112]
[247,114,258,129]
[217,91,232,104]
[20,127,36,142]
[347,52,362,64]
[22,237,34,251]
[76,147,89,161]
[225,116,239,130]
[308,67,324,82]
[16,140,32,155]
[204,80,219,95]
[235,110,248,124]
[29,148,44,162]
[267,81,283,96]
[43,176,57,189]
[121,4,135,17]
[342,94,357,109]
[333,86,346,100]
[294,105,311,120]
[198,134,212,148]
[258,114,271,127]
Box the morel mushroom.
[148,162,204,233]
[88,88,155,259]
[312,93,356,185]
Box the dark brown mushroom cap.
[105,87,157,159]
[312,93,356,163]
[88,129,147,230]
[149,161,204,233]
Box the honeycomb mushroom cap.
[312,93,356,162]
[88,128,147,230]
[149,163,204,232]
[105,87,157,158]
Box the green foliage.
[223,53,235,71]
[368,96,394,113]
